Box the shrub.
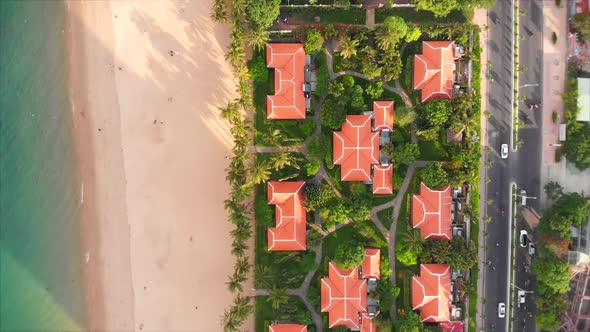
[249,55,268,83]
[551,111,558,123]
[301,118,317,137]
[305,161,321,176]
[420,162,449,188]
[395,241,418,266]
[552,32,557,44]
[334,242,365,270]
[321,98,347,129]
[304,30,324,54]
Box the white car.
[520,230,529,247]
[498,302,506,318]
[518,290,526,306]
[528,242,536,255]
[501,144,509,159]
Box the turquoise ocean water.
[1,1,87,331]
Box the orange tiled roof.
[266,44,306,119]
[361,248,381,279]
[413,41,456,103]
[411,264,452,323]
[333,115,380,181]
[412,183,453,240]
[361,313,378,332]
[267,181,307,251]
[321,262,368,329]
[269,324,308,332]
[372,164,393,195]
[373,101,394,131]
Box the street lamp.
[514,189,537,206]
[518,83,539,89]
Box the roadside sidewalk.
[472,8,488,332]
[539,0,590,209]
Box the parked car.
[518,290,526,306]
[501,144,509,159]
[528,242,535,255]
[520,230,528,247]
[498,302,506,318]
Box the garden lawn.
[255,296,309,332]
[281,7,365,25]
[418,136,450,161]
[377,207,394,229]
[375,7,467,24]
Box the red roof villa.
[412,183,453,240]
[413,41,462,103]
[267,181,306,251]
[411,264,452,322]
[266,44,307,120]
[321,249,380,331]
[269,324,308,332]
[333,101,394,195]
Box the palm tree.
[225,44,246,65]
[248,161,271,186]
[210,0,227,23]
[231,239,248,257]
[338,36,359,59]
[220,309,238,332]
[232,294,253,320]
[234,256,251,274]
[269,152,297,171]
[267,283,289,309]
[451,112,478,138]
[402,229,424,253]
[267,128,283,146]
[220,101,241,124]
[255,265,273,288]
[249,27,270,52]
[231,223,252,241]
[375,16,407,51]
[226,271,247,293]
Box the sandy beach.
[65,0,250,331]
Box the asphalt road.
[481,0,543,331]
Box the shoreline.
[64,1,135,330]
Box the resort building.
[412,183,453,240]
[411,264,452,322]
[413,41,464,103]
[321,249,380,330]
[269,324,308,332]
[333,101,394,195]
[266,43,310,120]
[267,181,306,251]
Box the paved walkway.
[472,8,490,331]
[366,8,375,30]
[538,1,590,208]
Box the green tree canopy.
[533,255,571,296]
[319,199,350,225]
[376,16,409,51]
[365,81,384,100]
[405,25,422,42]
[395,105,417,128]
[572,12,590,40]
[247,0,280,30]
[552,192,590,227]
[395,308,423,332]
[348,196,372,222]
[321,98,347,129]
[304,29,324,54]
[535,294,569,331]
[420,162,449,188]
[249,54,268,83]
[338,35,360,59]
[350,85,365,109]
[305,183,336,211]
[389,142,419,168]
[422,99,452,127]
[413,0,459,18]
[334,242,366,270]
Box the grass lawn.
[399,44,423,107]
[281,7,366,25]
[377,207,394,229]
[375,7,467,24]
[323,223,388,262]
[418,135,450,161]
[255,295,309,332]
